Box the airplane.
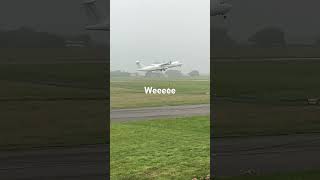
[83,0,110,31]
[211,0,232,19]
[136,60,183,72]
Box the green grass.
[0,101,108,150]
[0,61,108,150]
[111,77,210,109]
[216,170,320,180]
[213,61,320,137]
[0,63,108,90]
[111,116,210,179]
[214,61,320,100]
[212,47,320,58]
[214,102,320,137]
[0,48,107,60]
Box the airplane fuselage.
[137,64,165,72]
[137,61,182,72]
[165,61,183,69]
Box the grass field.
[0,48,107,60]
[110,116,210,179]
[214,61,320,100]
[0,63,108,91]
[214,101,320,137]
[0,101,108,150]
[213,61,320,137]
[0,60,208,151]
[0,59,108,149]
[212,47,320,58]
[216,170,320,180]
[111,77,210,109]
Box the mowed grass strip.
[216,170,320,180]
[0,63,109,149]
[0,63,108,89]
[0,101,108,150]
[214,102,320,137]
[213,61,320,137]
[0,80,105,99]
[111,116,210,180]
[111,78,210,109]
[214,61,320,100]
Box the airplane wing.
[159,61,171,67]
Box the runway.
[214,133,320,176]
[0,145,108,180]
[111,104,210,121]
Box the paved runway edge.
[111,104,210,121]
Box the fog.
[111,0,210,74]
[213,0,320,44]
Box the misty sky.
[0,0,319,56]
[110,0,210,74]
[213,0,320,44]
[0,0,107,41]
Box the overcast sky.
[110,0,210,74]
[214,0,320,44]
[0,0,320,60]
[0,0,107,41]
[0,0,319,41]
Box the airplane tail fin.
[136,61,144,69]
[83,0,102,25]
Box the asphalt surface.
[111,104,210,121]
[214,134,320,176]
[0,145,108,180]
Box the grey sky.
[0,0,107,42]
[0,0,319,51]
[110,0,210,74]
[213,0,320,44]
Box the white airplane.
[83,0,110,31]
[136,60,183,72]
[211,0,232,18]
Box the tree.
[249,27,286,47]
[188,70,200,77]
[165,70,183,78]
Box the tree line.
[212,26,320,48]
